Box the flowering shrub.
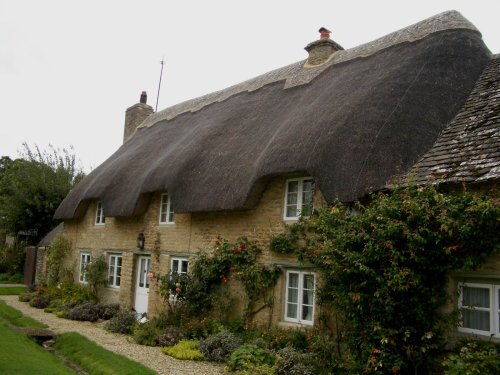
[443,340,500,374]
[157,325,187,347]
[200,330,242,362]
[226,344,276,372]
[275,347,316,375]
[283,184,500,373]
[105,309,137,334]
[157,237,281,325]
[68,302,120,322]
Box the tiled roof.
[411,55,500,184]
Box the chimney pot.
[140,91,147,104]
[304,27,343,67]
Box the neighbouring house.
[53,10,499,337]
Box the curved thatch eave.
[54,14,491,220]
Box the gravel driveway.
[1,295,224,375]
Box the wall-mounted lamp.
[137,232,145,250]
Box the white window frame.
[171,257,189,275]
[283,177,314,221]
[107,254,122,288]
[159,193,175,224]
[457,282,500,338]
[95,201,105,225]
[284,270,316,326]
[79,252,91,283]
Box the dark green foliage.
[0,272,23,284]
[0,144,84,244]
[443,340,500,375]
[84,255,108,300]
[0,243,25,275]
[29,294,51,309]
[275,347,316,375]
[45,235,72,286]
[157,325,188,347]
[68,302,120,322]
[200,330,242,362]
[157,237,281,325]
[105,309,137,334]
[226,344,276,372]
[133,316,167,346]
[290,185,500,373]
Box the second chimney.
[123,91,154,143]
[305,27,344,67]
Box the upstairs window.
[284,270,315,325]
[95,201,105,225]
[108,254,122,288]
[284,178,314,220]
[79,252,91,283]
[159,193,175,224]
[458,282,500,338]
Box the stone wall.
[62,176,325,325]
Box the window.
[171,258,189,275]
[79,252,91,283]
[458,282,500,338]
[95,201,105,225]
[284,178,314,220]
[159,193,175,224]
[284,270,315,325]
[108,254,122,287]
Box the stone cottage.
[54,11,499,336]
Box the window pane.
[181,261,188,274]
[287,192,298,205]
[463,309,490,331]
[288,273,299,288]
[116,276,120,287]
[302,305,313,321]
[172,260,179,273]
[108,275,113,285]
[287,303,297,319]
[139,259,145,287]
[303,274,314,290]
[303,289,313,305]
[463,286,490,308]
[288,287,298,303]
[286,205,297,218]
[302,179,314,192]
[287,181,298,193]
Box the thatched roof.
[37,222,64,247]
[55,11,492,219]
[410,54,500,185]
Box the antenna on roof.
[155,57,165,112]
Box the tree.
[0,143,84,244]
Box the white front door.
[134,256,151,316]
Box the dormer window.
[159,193,175,224]
[95,201,105,225]
[284,178,314,220]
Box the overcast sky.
[1,0,499,171]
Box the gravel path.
[0,296,224,375]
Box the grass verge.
[0,319,73,374]
[54,332,157,375]
[0,299,47,328]
[0,286,26,295]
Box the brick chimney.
[123,91,154,143]
[305,27,344,67]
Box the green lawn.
[0,320,74,374]
[0,286,26,295]
[0,299,47,328]
[54,332,157,375]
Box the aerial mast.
[155,58,165,112]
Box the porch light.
[137,232,145,250]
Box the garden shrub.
[84,255,108,300]
[184,317,224,339]
[226,344,276,372]
[275,347,316,375]
[157,325,187,347]
[133,317,166,346]
[443,340,500,375]
[0,242,26,275]
[45,235,71,286]
[105,309,137,334]
[29,294,51,309]
[68,302,120,322]
[200,330,242,362]
[18,291,34,302]
[161,340,205,361]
